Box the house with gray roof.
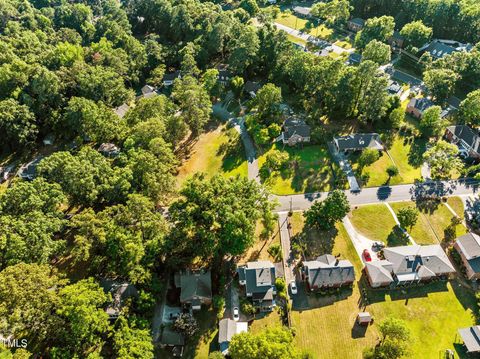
[459,325,480,353]
[365,245,455,288]
[163,71,181,86]
[454,233,480,280]
[114,103,130,118]
[333,133,383,153]
[445,125,480,159]
[418,39,473,60]
[218,319,248,355]
[238,261,277,311]
[216,64,233,85]
[175,270,212,310]
[293,6,311,18]
[279,117,311,146]
[406,97,434,119]
[347,18,365,32]
[302,254,355,290]
[387,81,403,97]
[99,279,138,319]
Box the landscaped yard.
[390,201,439,245]
[289,209,478,359]
[176,124,247,187]
[351,135,423,187]
[349,204,397,243]
[258,144,335,195]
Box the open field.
[349,204,397,243]
[258,144,335,195]
[289,212,477,359]
[176,124,247,187]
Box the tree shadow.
[386,226,410,247]
[377,186,392,201]
[408,137,427,168]
[219,129,246,173]
[292,226,338,260]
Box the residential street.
[274,180,480,212]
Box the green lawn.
[447,197,465,219]
[290,209,477,359]
[351,135,423,187]
[186,309,218,359]
[390,201,439,245]
[276,12,333,39]
[421,203,467,242]
[177,124,247,187]
[249,309,283,334]
[349,204,397,242]
[258,144,335,195]
[286,33,307,46]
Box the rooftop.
[334,133,383,151]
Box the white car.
[290,281,298,295]
[233,307,239,321]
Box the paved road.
[275,180,480,212]
[278,212,294,285]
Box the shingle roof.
[365,260,394,284]
[410,97,434,112]
[303,254,355,287]
[179,271,212,302]
[334,133,383,151]
[459,326,480,353]
[163,71,181,81]
[283,117,311,139]
[293,6,311,16]
[383,244,455,277]
[349,18,365,26]
[218,319,248,354]
[238,261,276,295]
[447,125,480,153]
[114,103,130,118]
[456,233,480,260]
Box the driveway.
[328,141,360,191]
[342,216,380,264]
[232,117,260,183]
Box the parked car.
[363,249,372,262]
[290,281,298,295]
[233,307,239,321]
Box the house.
[445,125,480,159]
[347,18,365,32]
[216,64,233,85]
[175,270,212,310]
[238,261,277,312]
[114,103,130,118]
[454,232,480,280]
[302,254,355,290]
[365,245,455,288]
[0,164,15,184]
[141,85,156,96]
[218,319,248,355]
[418,39,473,60]
[458,326,480,354]
[347,52,362,65]
[163,71,181,86]
[388,31,405,49]
[159,326,185,356]
[333,133,383,153]
[293,6,312,18]
[244,81,261,98]
[387,81,403,97]
[406,97,434,119]
[98,143,120,158]
[43,133,55,146]
[278,117,311,146]
[100,279,138,319]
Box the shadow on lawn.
[407,137,427,168]
[292,226,338,260]
[218,128,246,173]
[292,282,354,311]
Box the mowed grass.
[447,196,465,219]
[176,125,247,187]
[421,203,467,242]
[238,220,281,264]
[249,309,283,334]
[291,221,375,359]
[352,136,423,187]
[367,280,477,359]
[286,33,307,46]
[276,12,333,39]
[349,204,397,242]
[289,210,477,359]
[258,144,334,195]
[390,202,439,245]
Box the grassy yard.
[420,203,467,242]
[238,220,282,264]
[258,144,335,195]
[176,124,247,187]
[447,197,465,219]
[349,204,397,243]
[351,135,423,187]
[276,12,333,38]
[286,33,307,46]
[390,201,439,245]
[249,309,283,334]
[185,309,219,359]
[289,209,477,359]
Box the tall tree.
[114,317,154,359]
[423,140,464,180]
[355,16,395,49]
[459,89,480,126]
[0,98,37,151]
[362,40,391,65]
[424,69,459,102]
[419,106,444,138]
[304,190,350,230]
[400,21,432,51]
[311,0,351,25]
